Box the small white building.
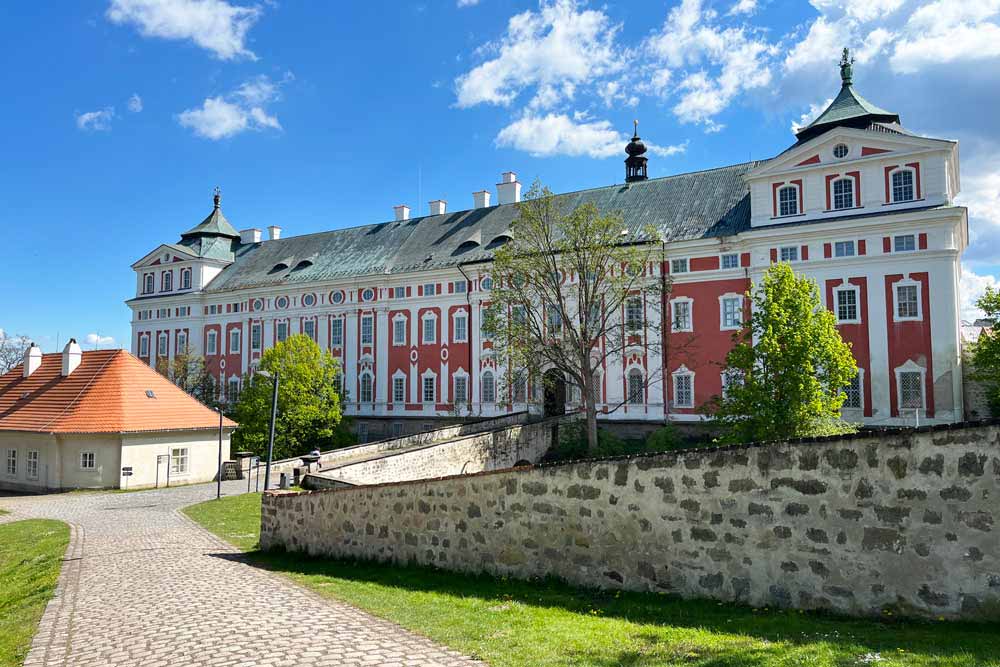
[0,340,235,492]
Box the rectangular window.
[393,286,405,299]
[482,373,496,403]
[899,371,923,409]
[423,283,437,296]
[671,258,689,274]
[625,297,643,331]
[547,307,562,335]
[834,241,855,257]
[779,246,798,262]
[139,336,149,357]
[5,449,16,476]
[844,374,862,409]
[392,422,404,437]
[721,297,741,329]
[513,373,528,403]
[894,234,916,252]
[360,374,373,402]
[170,447,189,475]
[453,314,468,342]
[896,285,919,319]
[423,376,436,403]
[778,185,798,216]
[176,331,187,353]
[26,450,38,480]
[330,318,343,346]
[361,316,374,345]
[453,280,467,293]
[892,170,915,202]
[143,274,154,294]
[833,178,854,210]
[161,271,173,292]
[157,333,168,357]
[229,329,241,353]
[454,376,468,404]
[393,318,406,345]
[303,320,316,341]
[836,288,859,323]
[721,253,740,269]
[422,317,436,344]
[181,269,191,290]
[227,377,241,403]
[251,323,262,351]
[80,451,95,470]
[672,300,692,332]
[393,376,405,403]
[673,374,693,408]
[276,322,289,343]
[721,369,742,399]
[207,330,218,355]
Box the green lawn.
[184,493,1000,667]
[0,520,70,667]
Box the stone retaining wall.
[261,421,1000,620]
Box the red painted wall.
[884,272,934,418]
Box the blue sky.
[2,0,1000,351]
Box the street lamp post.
[257,369,280,491]
[216,408,224,500]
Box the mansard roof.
[795,84,900,144]
[203,161,761,292]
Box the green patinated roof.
[203,161,762,293]
[181,206,240,240]
[796,84,900,143]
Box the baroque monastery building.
[128,53,968,440]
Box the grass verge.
[185,493,1000,667]
[0,520,70,667]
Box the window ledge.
[894,317,923,323]
[769,212,807,220]
[882,198,925,206]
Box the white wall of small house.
[121,430,231,489]
[0,431,58,492]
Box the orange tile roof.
[0,350,237,434]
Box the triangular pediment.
[131,244,197,269]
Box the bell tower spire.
[624,119,648,183]
[839,47,854,87]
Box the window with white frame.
[170,447,188,475]
[5,449,16,476]
[227,377,241,402]
[422,314,436,344]
[207,330,218,355]
[176,331,187,353]
[779,246,798,262]
[161,271,173,291]
[720,296,742,330]
[454,375,468,404]
[143,273,154,294]
[832,177,854,210]
[360,373,374,403]
[513,372,528,403]
[80,451,96,470]
[721,253,740,269]
[721,368,743,398]
[547,306,562,336]
[482,371,496,403]
[778,185,799,216]
[625,297,643,331]
[899,370,924,409]
[26,450,38,480]
[453,280,467,293]
[157,332,168,357]
[332,373,343,396]
[139,335,149,357]
[894,234,916,252]
[330,318,343,346]
[835,287,859,323]
[302,293,316,308]
[673,370,694,408]
[251,323,262,351]
[229,329,241,353]
[276,322,289,343]
[453,313,468,343]
[671,258,689,274]
[627,368,644,405]
[393,375,406,403]
[180,268,192,290]
[393,317,406,345]
[843,373,862,409]
[393,286,405,299]
[891,169,915,202]
[423,283,437,296]
[671,299,692,332]
[303,320,316,341]
[895,283,920,320]
[422,375,436,403]
[360,315,374,345]
[591,371,602,404]
[834,240,855,257]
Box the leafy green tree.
[232,334,352,459]
[970,286,1000,415]
[483,181,666,453]
[709,262,859,443]
[155,347,220,410]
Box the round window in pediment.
[833,143,849,159]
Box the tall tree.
[969,286,1000,416]
[0,331,31,375]
[155,348,220,410]
[231,334,351,459]
[484,182,666,452]
[709,262,858,443]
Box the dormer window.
[832,177,854,210]
[891,169,915,202]
[778,185,799,216]
[833,143,849,159]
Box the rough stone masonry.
[261,421,1000,620]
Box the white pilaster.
[375,306,389,409]
[344,310,359,403]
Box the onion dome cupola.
[177,187,241,261]
[794,48,901,144]
[625,120,648,183]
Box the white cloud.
[891,23,1000,73]
[457,0,480,6]
[960,265,1000,321]
[454,0,622,108]
[178,74,287,140]
[106,0,261,61]
[728,0,757,15]
[76,107,115,131]
[790,97,833,133]
[85,333,116,347]
[495,112,686,160]
[128,93,143,112]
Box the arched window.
[832,178,854,210]
[180,268,192,290]
[778,185,798,216]
[161,271,173,292]
[891,169,915,203]
[482,371,495,403]
[360,373,373,403]
[627,368,644,405]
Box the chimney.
[267,225,282,241]
[497,172,521,205]
[62,338,82,377]
[429,200,447,215]
[23,343,41,378]
[394,204,410,221]
[473,190,491,209]
[240,228,262,244]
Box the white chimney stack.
[497,172,521,205]
[429,200,447,215]
[473,190,491,209]
[62,339,82,377]
[23,343,42,378]
[268,225,282,241]
[240,228,262,244]
[394,204,410,221]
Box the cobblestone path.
[0,483,481,667]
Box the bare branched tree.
[0,331,32,375]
